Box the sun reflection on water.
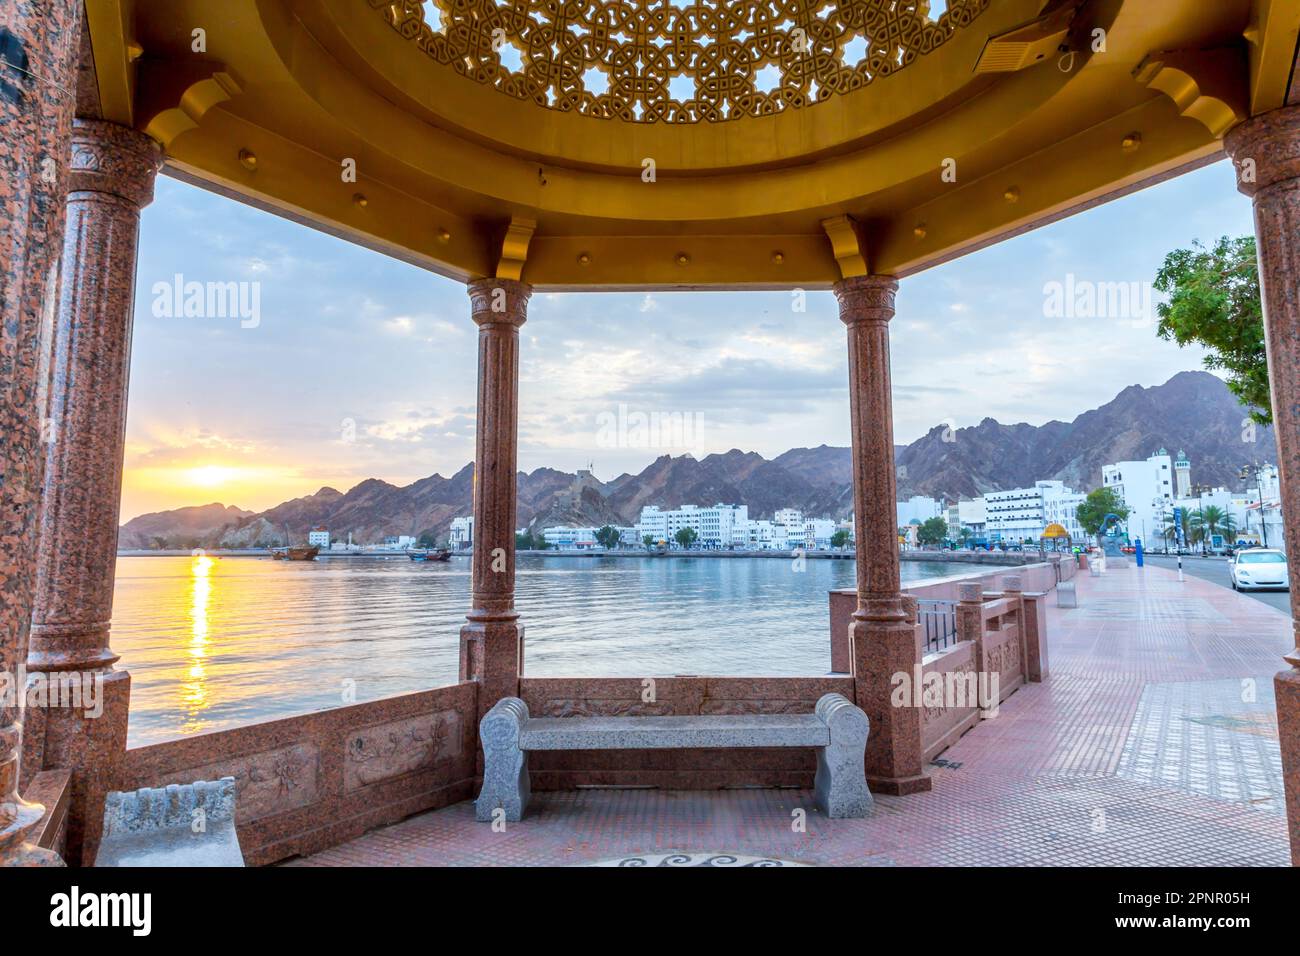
[180,553,214,730]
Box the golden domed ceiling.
[84,0,1299,289]
[373,0,991,123]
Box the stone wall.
[829,560,1060,670]
[119,682,477,866]
[919,641,981,764]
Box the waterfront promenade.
[294,562,1292,866]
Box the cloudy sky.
[121,159,1253,521]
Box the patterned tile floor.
[292,563,1294,866]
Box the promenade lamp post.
[1191,483,1213,555]
[1151,497,1166,552]
[1239,463,1270,548]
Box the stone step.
[520,714,830,751]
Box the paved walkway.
[293,563,1293,866]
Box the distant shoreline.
[116,548,1053,566]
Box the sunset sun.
[187,465,238,488]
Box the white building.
[635,506,668,544]
[1102,449,1175,546]
[745,519,777,549]
[957,498,987,538]
[382,535,417,550]
[803,518,836,549]
[986,480,1083,544]
[1174,449,1191,498]
[1239,464,1285,550]
[542,526,597,549]
[1144,463,1283,551]
[665,505,702,545]
[896,495,944,529]
[636,503,749,549]
[449,515,473,550]
[1043,487,1087,542]
[699,504,749,548]
[773,508,804,530]
[307,527,330,549]
[756,521,794,550]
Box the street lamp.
[1238,462,1270,548]
[1151,496,1167,552]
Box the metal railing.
[917,599,959,654]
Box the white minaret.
[1174,449,1191,498]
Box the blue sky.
[122,159,1254,520]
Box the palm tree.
[1192,505,1231,552]
[1186,510,1209,552]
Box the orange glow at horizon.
[119,461,363,521]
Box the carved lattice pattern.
[369,0,991,123]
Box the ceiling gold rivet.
[577,252,591,265]
[237,149,258,171]
[771,251,785,264]
[913,223,927,239]
[676,252,690,265]
[1122,132,1142,152]
[352,193,368,207]
[127,42,144,61]
[1004,186,1020,203]
[437,228,451,243]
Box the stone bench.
[475,693,871,822]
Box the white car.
[1228,548,1290,591]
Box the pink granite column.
[1226,107,1300,865]
[26,120,160,866]
[0,0,83,866]
[835,275,930,795]
[460,280,529,730]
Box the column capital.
[68,119,162,208]
[468,278,531,328]
[833,274,898,326]
[1224,107,1300,198]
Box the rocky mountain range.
[119,371,1276,549]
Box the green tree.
[515,531,534,550]
[417,532,438,549]
[1160,511,1188,547]
[642,533,655,549]
[1154,236,1269,423]
[1075,487,1129,542]
[916,516,948,547]
[958,526,973,548]
[829,529,850,550]
[594,525,621,549]
[1190,505,1236,552]
[674,526,698,549]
